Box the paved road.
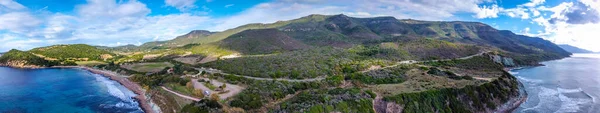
[161,86,201,101]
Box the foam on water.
[89,72,142,111]
[516,76,543,84]
[517,76,594,113]
[509,71,519,75]
[92,73,128,101]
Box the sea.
[0,67,143,113]
[513,53,600,113]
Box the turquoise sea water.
[514,54,600,113]
[0,67,143,113]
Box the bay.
[0,67,143,113]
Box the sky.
[0,0,599,52]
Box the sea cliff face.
[378,71,522,113]
[0,60,43,68]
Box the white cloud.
[77,0,150,19]
[503,7,530,19]
[0,0,212,51]
[165,0,197,11]
[475,5,501,19]
[224,4,234,8]
[522,0,545,7]
[0,0,26,11]
[0,12,41,33]
[211,0,500,30]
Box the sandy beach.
[53,66,157,113]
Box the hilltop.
[0,49,57,68]
[29,44,116,61]
[558,44,594,53]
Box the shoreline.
[51,66,158,113]
[495,80,528,113]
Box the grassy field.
[75,61,107,66]
[121,62,174,72]
[367,68,484,97]
[165,83,195,97]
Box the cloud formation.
[165,0,198,11]
[0,0,211,51]
[1,0,599,52]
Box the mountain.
[125,14,568,65]
[220,29,311,54]
[558,44,594,53]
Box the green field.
[121,62,174,72]
[75,61,107,66]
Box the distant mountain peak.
[186,30,214,37]
[558,44,594,53]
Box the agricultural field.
[75,61,107,66]
[121,62,174,73]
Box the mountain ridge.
[558,44,594,53]
[99,14,570,65]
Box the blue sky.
[1,0,599,52]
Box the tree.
[220,84,227,89]
[210,94,220,101]
[186,81,194,90]
[193,89,205,98]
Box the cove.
[0,67,143,113]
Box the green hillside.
[0,49,56,67]
[220,29,311,54]
[29,44,116,61]
[119,14,569,63]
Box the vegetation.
[0,49,57,67]
[29,44,115,61]
[423,56,504,71]
[347,65,414,84]
[229,80,326,110]
[274,88,375,113]
[203,47,362,79]
[120,62,174,73]
[181,99,223,113]
[129,73,190,88]
[383,72,519,113]
[220,29,311,54]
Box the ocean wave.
[516,76,543,84]
[556,93,593,113]
[557,88,584,94]
[509,71,519,75]
[520,86,594,113]
[90,73,142,111]
[93,74,128,101]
